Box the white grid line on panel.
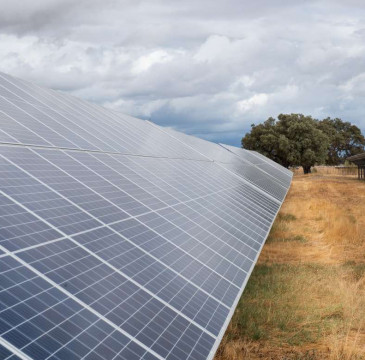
[146,121,282,205]
[0,73,204,163]
[43,318,132,360]
[0,220,63,241]
[1,69,286,174]
[219,144,292,182]
[107,154,261,255]
[80,331,128,360]
[0,263,94,343]
[0,127,19,144]
[2,151,262,279]
[219,187,276,221]
[7,242,183,360]
[0,153,223,336]
[0,337,34,360]
[248,150,293,176]
[1,144,268,298]
[234,184,278,215]
[34,153,236,280]
[54,93,173,160]
[0,142,278,239]
[220,159,289,193]
[7,74,147,155]
[0,257,152,360]
[111,154,264,258]
[0,236,165,360]
[0,255,143,360]
[81,328,146,360]
[0,141,212,163]
[0,72,293,360]
[245,149,292,177]
[6,181,239,259]
[180,195,264,247]
[0,75,112,151]
[215,161,282,203]
[158,126,290,193]
[66,153,259,313]
[0,72,290,182]
[144,155,273,237]
[218,144,267,166]
[0,108,53,147]
[11,231,221,346]
[48,84,204,162]
[61,150,241,290]
[86,152,253,274]
[1,199,220,347]
[0,92,82,150]
[159,124,288,201]
[211,190,272,230]
[206,175,292,360]
[231,157,291,188]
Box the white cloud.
[237,93,268,113]
[132,50,174,74]
[339,72,365,95]
[0,0,364,145]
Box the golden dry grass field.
[215,173,365,360]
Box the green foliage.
[241,114,365,172]
[318,118,365,165]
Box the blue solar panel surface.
[219,144,292,188]
[149,124,290,202]
[0,72,292,360]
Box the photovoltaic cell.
[219,144,292,187]
[0,343,22,360]
[150,124,291,201]
[0,72,207,161]
[0,71,292,360]
[0,255,160,360]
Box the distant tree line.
[242,114,365,174]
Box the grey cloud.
[0,0,364,145]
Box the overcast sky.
[0,0,364,145]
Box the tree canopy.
[318,118,365,165]
[241,114,365,173]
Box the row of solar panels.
[0,72,292,360]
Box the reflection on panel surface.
[0,71,292,360]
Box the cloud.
[0,0,365,146]
[132,50,174,74]
[237,94,269,113]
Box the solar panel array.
[0,71,292,360]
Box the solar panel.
[149,124,290,201]
[0,71,292,360]
[219,144,292,186]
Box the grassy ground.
[215,174,365,360]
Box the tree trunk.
[303,165,312,174]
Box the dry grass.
[292,166,357,176]
[215,174,365,360]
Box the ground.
[215,173,365,360]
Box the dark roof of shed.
[347,152,365,165]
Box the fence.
[292,166,358,176]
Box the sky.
[0,0,365,146]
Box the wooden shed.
[347,153,365,180]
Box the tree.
[242,114,329,174]
[318,118,365,165]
